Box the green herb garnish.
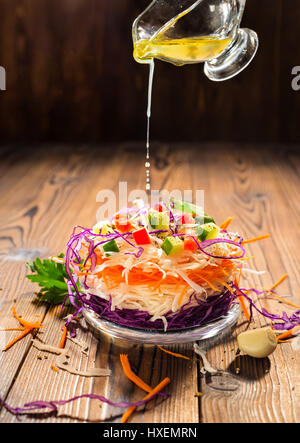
[26,254,77,305]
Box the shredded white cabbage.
[78,229,240,327]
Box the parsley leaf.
[26,254,77,305]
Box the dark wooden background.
[0,0,299,145]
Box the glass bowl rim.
[83,303,240,345]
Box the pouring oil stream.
[134,0,213,195]
[133,0,230,196]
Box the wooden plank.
[0,143,299,423]
[89,143,199,423]
[0,144,126,421]
[0,143,199,423]
[189,143,300,423]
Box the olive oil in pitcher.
[134,35,232,66]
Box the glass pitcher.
[132,0,258,81]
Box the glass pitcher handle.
[236,0,246,23]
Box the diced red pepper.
[154,203,165,212]
[180,213,195,225]
[115,213,133,233]
[133,228,152,245]
[184,236,198,251]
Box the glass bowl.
[83,303,240,345]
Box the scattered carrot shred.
[219,217,233,230]
[277,329,295,341]
[0,327,25,331]
[241,234,270,245]
[2,307,42,352]
[50,364,59,373]
[268,273,288,291]
[59,325,68,349]
[238,295,250,321]
[269,293,300,309]
[238,263,243,286]
[2,328,31,351]
[265,274,300,309]
[120,377,171,423]
[12,306,42,330]
[157,345,190,360]
[120,354,152,393]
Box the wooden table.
[0,142,299,423]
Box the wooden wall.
[0,0,299,144]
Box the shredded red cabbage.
[0,390,169,417]
[64,221,300,333]
[233,284,300,331]
[170,233,246,260]
[78,289,235,331]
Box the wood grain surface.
[0,143,299,423]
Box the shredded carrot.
[59,325,68,349]
[0,327,25,331]
[241,234,270,245]
[238,295,250,321]
[2,307,42,351]
[268,273,288,291]
[238,263,243,286]
[177,286,188,307]
[157,345,190,360]
[221,268,230,277]
[277,329,294,341]
[50,364,59,373]
[265,274,300,308]
[234,276,250,321]
[50,256,80,267]
[12,306,42,330]
[198,276,220,292]
[120,354,152,393]
[78,256,236,297]
[120,377,171,423]
[219,217,233,230]
[269,293,300,309]
[2,328,31,351]
[216,279,234,294]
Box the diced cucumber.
[195,214,216,225]
[170,199,215,224]
[148,210,170,230]
[197,223,220,242]
[161,236,184,256]
[102,239,119,253]
[171,199,203,217]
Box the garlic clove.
[237,327,277,358]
